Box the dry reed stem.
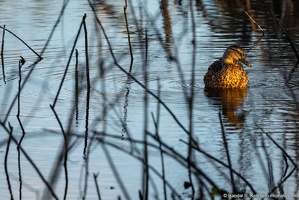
[75,49,79,125]
[46,12,89,200]
[0,26,42,60]
[83,13,90,160]
[256,124,297,195]
[188,1,196,197]
[93,173,102,200]
[0,121,59,199]
[52,15,84,108]
[151,78,168,200]
[244,11,265,51]
[16,56,27,200]
[219,112,236,193]
[1,24,6,84]
[87,0,197,146]
[4,123,13,199]
[124,0,134,73]
[141,28,149,200]
[1,0,68,123]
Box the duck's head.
[222,45,252,67]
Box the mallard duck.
[204,45,252,89]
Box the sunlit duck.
[204,45,252,89]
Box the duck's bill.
[240,58,252,67]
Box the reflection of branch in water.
[151,78,168,199]
[160,0,173,56]
[122,77,130,139]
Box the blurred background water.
[1,0,299,199]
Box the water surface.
[1,0,299,199]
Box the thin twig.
[151,79,167,200]
[75,49,79,126]
[101,144,131,200]
[244,11,264,51]
[124,0,134,73]
[52,15,85,108]
[49,104,69,199]
[0,121,59,199]
[188,1,196,196]
[2,0,70,124]
[245,11,264,34]
[97,135,183,199]
[99,133,217,199]
[4,123,13,199]
[180,139,257,194]
[87,0,197,146]
[259,130,275,191]
[16,56,26,139]
[83,13,90,160]
[219,112,236,193]
[16,56,26,200]
[83,13,90,91]
[0,25,42,60]
[256,124,297,194]
[93,173,102,200]
[141,28,149,200]
[256,125,296,167]
[1,24,6,84]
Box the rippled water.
[1,0,299,199]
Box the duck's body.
[204,45,251,89]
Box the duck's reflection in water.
[204,88,248,129]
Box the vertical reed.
[141,29,149,200]
[93,173,102,200]
[4,123,13,199]
[0,25,42,60]
[1,24,6,84]
[83,13,90,160]
[16,56,26,200]
[219,112,236,193]
[75,49,79,125]
[188,1,196,197]
[124,0,134,73]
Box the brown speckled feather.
[204,46,251,89]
